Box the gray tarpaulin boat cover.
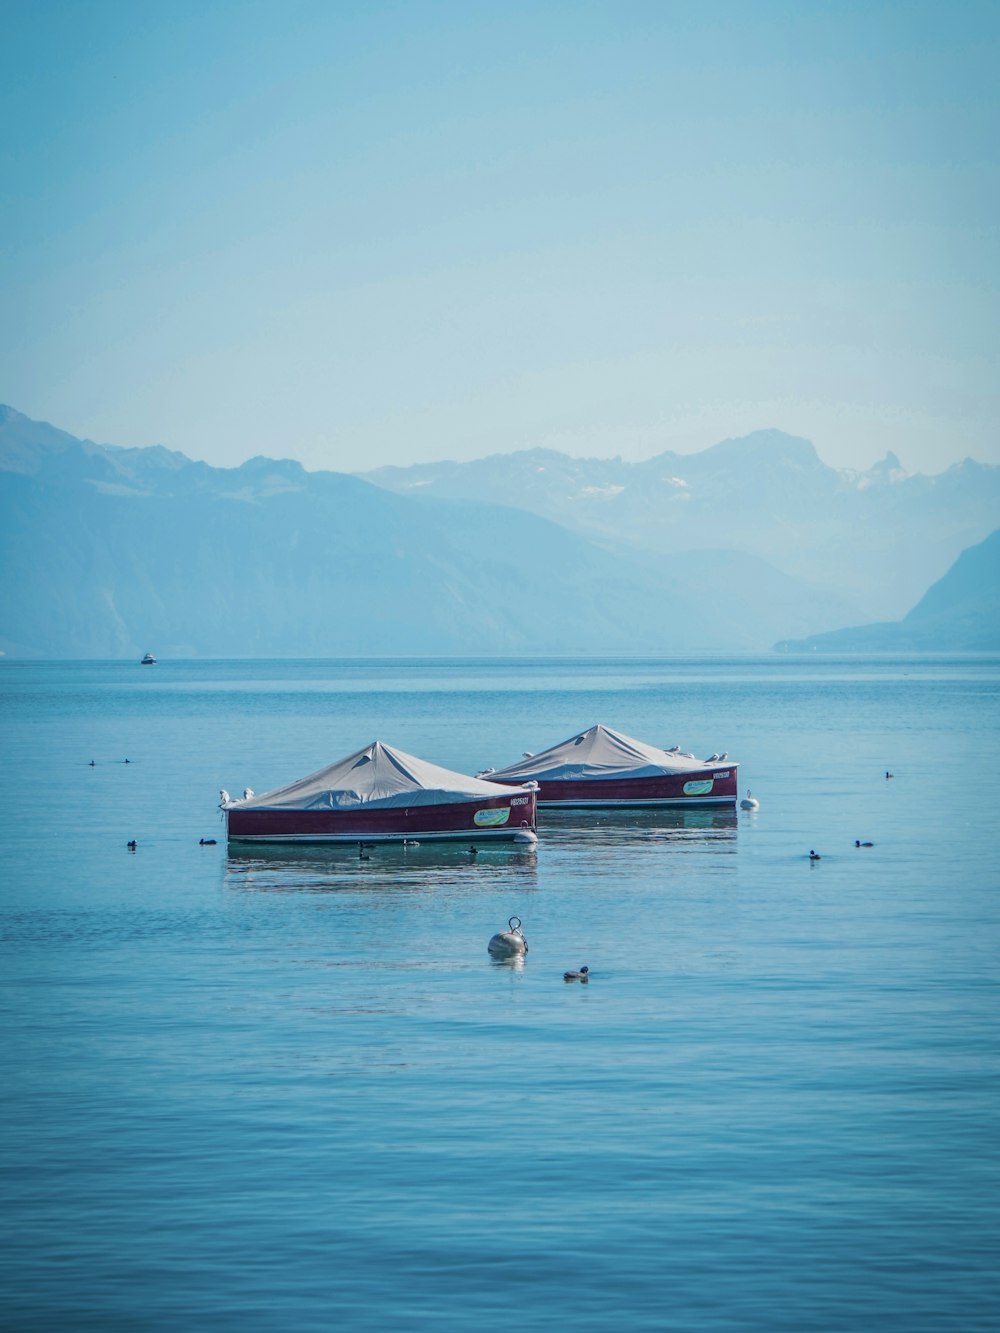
[228,741,531,811]
[487,724,714,784]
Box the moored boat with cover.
[222,740,538,844]
[482,723,738,808]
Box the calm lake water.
[2,657,998,1331]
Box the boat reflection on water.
[536,805,738,848]
[223,808,735,896]
[223,836,539,897]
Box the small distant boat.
[140,652,156,665]
[222,740,538,845]
[484,723,738,808]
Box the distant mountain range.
[363,431,1000,622]
[776,528,1000,652]
[0,405,853,658]
[1,405,997,658]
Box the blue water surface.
[1,657,998,1331]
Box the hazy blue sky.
[3,0,998,473]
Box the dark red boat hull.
[226,789,537,844]
[502,766,738,808]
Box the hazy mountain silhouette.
[363,431,1000,620]
[0,406,856,658]
[776,528,1000,652]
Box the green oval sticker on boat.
[474,807,512,827]
[682,779,715,797]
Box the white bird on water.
[740,790,760,810]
